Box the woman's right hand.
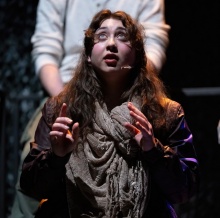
[49,103,79,157]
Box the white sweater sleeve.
[31,0,67,75]
[139,0,170,71]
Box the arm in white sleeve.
[31,0,67,96]
[39,64,63,97]
[139,0,170,72]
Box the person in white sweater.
[10,0,170,217]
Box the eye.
[94,33,108,42]
[116,32,128,41]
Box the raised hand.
[124,102,156,151]
[50,103,79,157]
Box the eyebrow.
[96,26,127,32]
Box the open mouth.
[103,54,119,66]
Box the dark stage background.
[0,0,220,217]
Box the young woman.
[20,10,199,218]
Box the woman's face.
[88,18,136,81]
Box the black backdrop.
[0,0,220,217]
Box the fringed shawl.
[66,100,149,217]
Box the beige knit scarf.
[65,100,149,218]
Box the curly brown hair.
[55,9,168,137]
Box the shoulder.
[163,98,185,129]
[164,98,184,116]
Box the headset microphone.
[121,65,133,69]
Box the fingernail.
[67,118,73,123]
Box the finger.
[52,122,70,131]
[127,102,146,119]
[124,122,140,136]
[135,121,148,135]
[59,103,67,117]
[136,121,154,143]
[127,102,150,128]
[130,111,148,129]
[50,131,63,140]
[72,122,79,138]
[50,131,64,137]
[55,117,73,126]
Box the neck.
[103,81,128,111]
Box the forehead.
[99,18,125,30]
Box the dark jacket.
[20,97,199,218]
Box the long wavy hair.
[56,10,168,138]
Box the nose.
[106,37,117,52]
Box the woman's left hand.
[124,102,156,151]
